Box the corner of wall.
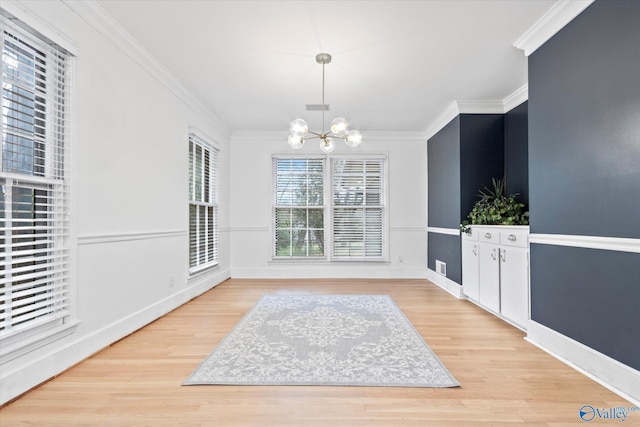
[426,268,465,299]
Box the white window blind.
[189,133,218,272]
[1,16,72,338]
[331,157,386,260]
[272,157,325,258]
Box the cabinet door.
[478,243,500,313]
[499,247,529,328]
[461,240,479,301]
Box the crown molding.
[424,101,460,140]
[1,0,78,54]
[62,0,230,138]
[425,84,529,140]
[456,99,505,114]
[503,84,529,112]
[514,0,595,56]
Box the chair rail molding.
[78,230,186,245]
[530,233,640,254]
[427,227,460,236]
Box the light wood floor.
[0,279,632,426]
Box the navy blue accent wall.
[427,233,462,284]
[505,102,529,206]
[427,114,505,285]
[529,0,640,238]
[427,117,461,229]
[528,0,640,370]
[459,114,505,221]
[530,245,640,370]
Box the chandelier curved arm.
[302,131,324,140]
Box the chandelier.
[288,53,362,153]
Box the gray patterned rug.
[184,294,459,388]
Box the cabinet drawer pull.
[508,234,517,241]
[484,232,492,239]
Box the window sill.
[269,258,389,264]
[189,262,220,277]
[0,319,80,365]
[270,257,328,263]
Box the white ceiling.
[95,0,556,135]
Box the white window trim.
[188,131,220,275]
[329,154,389,262]
[0,10,79,362]
[271,155,328,260]
[270,154,388,263]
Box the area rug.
[184,294,459,388]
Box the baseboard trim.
[425,268,464,299]
[526,320,640,406]
[0,269,231,406]
[230,268,428,280]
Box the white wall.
[1,0,231,404]
[229,132,428,278]
[1,0,429,405]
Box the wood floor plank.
[0,278,633,426]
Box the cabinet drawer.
[461,228,479,241]
[500,229,528,248]
[478,228,499,244]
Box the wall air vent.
[305,104,330,111]
[435,260,447,277]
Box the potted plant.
[460,178,529,234]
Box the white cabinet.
[461,231,479,301]
[462,225,529,330]
[497,228,529,328]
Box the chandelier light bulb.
[330,118,349,137]
[290,119,309,137]
[345,130,363,148]
[288,134,304,149]
[320,137,335,153]
[286,53,362,151]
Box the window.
[331,157,385,260]
[272,157,325,258]
[272,155,386,261]
[1,16,72,344]
[188,133,218,272]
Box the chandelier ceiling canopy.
[288,53,362,153]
